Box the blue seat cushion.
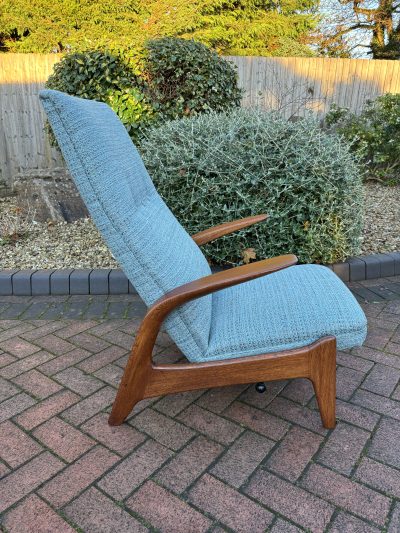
[202,265,367,362]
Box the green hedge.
[45,38,242,141]
[140,109,364,265]
[326,93,400,184]
[143,38,242,120]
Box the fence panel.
[1,54,400,183]
[226,56,400,118]
[0,54,62,183]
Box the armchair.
[40,89,367,430]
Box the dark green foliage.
[45,40,242,140]
[107,88,156,137]
[326,93,400,184]
[46,50,136,100]
[140,109,364,266]
[45,50,156,141]
[143,38,242,119]
[0,0,317,57]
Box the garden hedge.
[45,38,242,140]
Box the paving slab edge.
[1,252,400,296]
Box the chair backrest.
[40,89,212,360]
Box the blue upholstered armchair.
[40,90,367,428]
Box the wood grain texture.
[192,214,267,245]
[0,54,63,183]
[225,56,400,118]
[108,253,337,430]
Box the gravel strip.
[362,182,400,255]
[1,183,399,269]
[0,199,118,269]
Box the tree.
[0,0,318,57]
[317,0,400,58]
[0,0,142,52]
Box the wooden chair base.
[108,336,337,429]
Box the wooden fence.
[226,56,400,117]
[0,54,63,184]
[1,53,400,184]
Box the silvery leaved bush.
[140,108,364,265]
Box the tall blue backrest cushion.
[39,90,212,360]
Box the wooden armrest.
[192,214,268,245]
[108,253,297,425]
[146,254,298,331]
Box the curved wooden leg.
[108,347,151,426]
[108,381,145,426]
[309,337,337,429]
[108,316,157,426]
[108,334,337,428]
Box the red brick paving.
[127,480,212,533]
[80,412,146,456]
[64,487,147,533]
[355,457,400,498]
[0,392,36,423]
[0,352,16,368]
[130,407,196,450]
[0,350,53,379]
[1,296,400,531]
[211,430,274,487]
[0,377,19,403]
[188,474,274,532]
[1,337,41,358]
[32,417,95,462]
[329,512,381,533]
[266,425,323,481]
[3,494,76,533]
[12,368,63,398]
[155,435,223,493]
[38,445,119,508]
[301,464,391,526]
[224,400,289,440]
[316,421,370,475]
[245,469,334,532]
[177,403,244,444]
[97,438,172,500]
[0,421,42,467]
[0,452,64,512]
[53,366,103,396]
[15,390,79,430]
[388,502,400,532]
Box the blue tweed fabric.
[206,265,366,362]
[39,89,212,360]
[39,90,367,363]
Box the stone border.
[1,252,400,296]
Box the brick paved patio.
[2,277,400,532]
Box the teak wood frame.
[108,215,337,429]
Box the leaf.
[242,248,256,264]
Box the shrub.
[46,50,135,101]
[45,50,155,141]
[143,38,243,119]
[326,93,400,184]
[45,39,242,140]
[107,87,156,138]
[140,109,364,265]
